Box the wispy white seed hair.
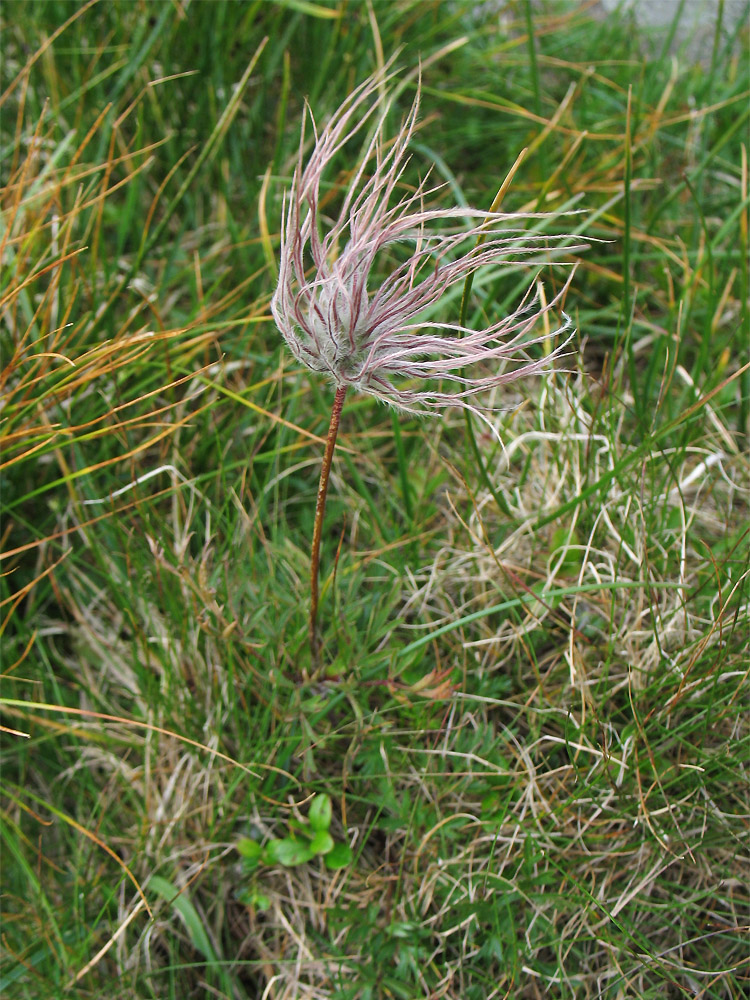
[271,66,579,415]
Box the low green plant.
[237,793,353,881]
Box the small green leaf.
[324,842,353,870]
[236,838,263,860]
[235,886,272,911]
[252,891,272,912]
[309,830,334,856]
[550,527,582,574]
[388,920,419,939]
[265,838,315,867]
[308,793,332,832]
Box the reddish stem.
[309,385,347,665]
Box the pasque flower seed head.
[272,66,578,416]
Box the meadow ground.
[2,2,749,998]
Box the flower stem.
[310,384,347,665]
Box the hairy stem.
[309,384,347,665]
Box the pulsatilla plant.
[271,66,578,665]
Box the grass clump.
[2,2,748,998]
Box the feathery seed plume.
[271,68,577,416]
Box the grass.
[2,1,749,998]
